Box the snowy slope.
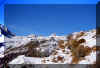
[0,24,15,58]
[0,26,4,58]
[0,24,97,65]
[0,31,4,43]
[0,24,15,38]
[5,34,66,50]
[2,29,96,64]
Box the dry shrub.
[76,32,85,38]
[92,35,96,38]
[59,45,65,49]
[71,57,79,64]
[92,46,96,51]
[68,39,80,49]
[57,56,63,60]
[57,56,64,62]
[62,49,65,52]
[58,40,65,49]
[27,47,41,57]
[58,40,64,44]
[65,43,68,47]
[78,38,86,44]
[66,36,91,63]
[71,45,92,64]
[93,46,100,52]
[67,34,73,40]
[52,57,58,63]
[26,40,51,57]
[84,46,92,56]
[26,41,40,57]
[52,56,64,63]
[26,41,49,57]
[56,48,60,50]
[52,51,58,55]
[42,59,46,63]
[40,40,47,44]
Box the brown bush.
[59,45,65,49]
[92,46,100,51]
[58,40,64,44]
[92,46,96,51]
[68,39,79,49]
[67,34,73,40]
[52,57,58,63]
[65,43,68,47]
[40,40,48,44]
[71,56,79,64]
[62,49,65,52]
[78,38,86,44]
[76,32,85,38]
[26,41,40,57]
[42,59,46,63]
[92,35,96,38]
[66,37,91,63]
[52,51,58,55]
[58,40,65,49]
[57,56,63,61]
[71,45,92,64]
[84,46,92,56]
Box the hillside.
[0,25,99,68]
[1,29,97,64]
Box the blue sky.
[0,0,98,36]
[5,4,96,36]
[0,0,98,25]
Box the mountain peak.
[0,24,15,38]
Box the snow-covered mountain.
[5,34,66,49]
[0,24,15,46]
[0,24,15,58]
[0,24,16,59]
[1,29,97,65]
[0,24,98,68]
[0,24,15,38]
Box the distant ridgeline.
[0,24,15,38]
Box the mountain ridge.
[0,24,15,38]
